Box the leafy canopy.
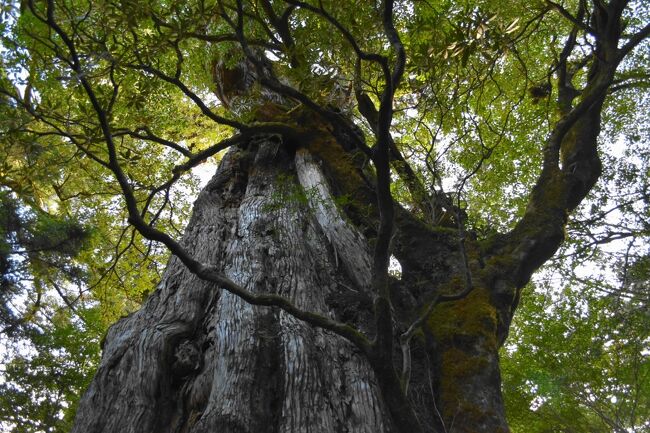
[0,0,648,431]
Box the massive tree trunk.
[71,114,511,433]
[8,0,638,430]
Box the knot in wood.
[171,340,202,376]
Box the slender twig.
[36,0,373,356]
[546,0,597,35]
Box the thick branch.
[488,1,633,290]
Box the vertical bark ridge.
[295,148,373,294]
[73,137,391,433]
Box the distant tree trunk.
[71,113,511,433]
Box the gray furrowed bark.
[72,137,390,433]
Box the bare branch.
[618,22,650,60]
[38,0,372,357]
[546,0,597,35]
[115,127,192,157]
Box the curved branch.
[38,0,373,357]
[115,127,192,157]
[546,0,597,35]
[128,61,244,130]
[618,22,650,60]
[486,1,634,290]
[284,0,390,73]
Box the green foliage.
[0,191,90,333]
[0,0,647,431]
[500,95,650,432]
[502,282,649,432]
[0,1,206,429]
[0,308,101,433]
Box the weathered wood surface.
[72,138,390,433]
[72,124,517,433]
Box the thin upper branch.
[37,0,372,356]
[618,22,650,60]
[128,60,244,130]
[546,0,597,35]
[283,0,390,73]
[115,127,193,157]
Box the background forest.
[0,0,648,432]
